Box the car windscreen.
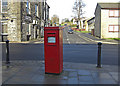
[69,29,73,31]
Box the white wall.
[101,9,120,38]
[73,19,77,24]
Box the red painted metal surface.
[44,27,63,74]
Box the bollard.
[6,40,10,64]
[96,42,102,68]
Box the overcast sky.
[47,0,120,23]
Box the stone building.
[0,0,50,42]
[94,3,120,38]
[45,3,50,27]
[41,1,50,36]
[0,0,9,41]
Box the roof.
[87,17,95,22]
[98,3,120,9]
[95,3,120,14]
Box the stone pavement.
[2,61,118,85]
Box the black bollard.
[96,42,102,68]
[6,40,10,64]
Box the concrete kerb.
[2,61,118,72]
[75,32,118,44]
[0,39,44,44]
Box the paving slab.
[1,61,119,84]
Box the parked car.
[68,29,74,34]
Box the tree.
[72,0,85,29]
[71,18,74,22]
[65,19,70,22]
[61,18,70,23]
[51,15,59,26]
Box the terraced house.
[94,3,120,39]
[0,0,50,42]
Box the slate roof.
[98,3,120,9]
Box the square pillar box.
[44,27,63,74]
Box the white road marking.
[64,29,71,44]
[34,41,44,44]
[67,38,70,44]
[76,42,86,44]
[68,41,70,44]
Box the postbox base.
[45,70,63,75]
[45,72,61,75]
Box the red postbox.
[44,27,63,74]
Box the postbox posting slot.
[47,33,56,34]
[47,33,57,45]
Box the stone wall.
[7,2,21,41]
[0,0,49,42]
[21,2,42,41]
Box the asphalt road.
[63,26,95,44]
[2,26,118,66]
[63,26,118,65]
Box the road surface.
[2,26,118,66]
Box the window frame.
[108,25,119,32]
[1,0,8,13]
[1,22,8,33]
[26,1,31,14]
[35,4,38,16]
[109,10,120,18]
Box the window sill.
[1,33,8,36]
[109,16,120,18]
[109,31,119,32]
[1,12,7,14]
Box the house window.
[26,24,31,35]
[109,10,120,17]
[27,24,29,34]
[1,0,8,13]
[35,5,38,16]
[26,1,30,14]
[2,23,7,33]
[42,2,44,20]
[109,25,119,32]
